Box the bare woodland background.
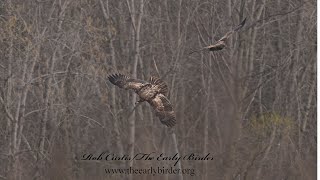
[0,0,316,179]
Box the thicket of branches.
[0,0,316,180]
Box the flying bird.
[108,74,176,127]
[189,18,247,54]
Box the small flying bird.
[108,73,176,127]
[189,18,247,54]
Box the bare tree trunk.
[5,13,14,177]
[255,126,276,179]
[34,49,56,179]
[171,131,183,180]
[11,32,44,179]
[126,1,144,180]
[243,0,265,97]
[291,8,303,150]
[302,82,315,132]
[99,0,124,158]
[201,55,210,180]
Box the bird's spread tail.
[149,76,168,95]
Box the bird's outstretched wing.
[233,17,247,32]
[149,76,168,95]
[148,94,176,127]
[218,18,247,42]
[108,73,147,91]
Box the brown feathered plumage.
[189,18,246,54]
[108,74,175,127]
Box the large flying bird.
[189,18,247,54]
[108,74,176,127]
